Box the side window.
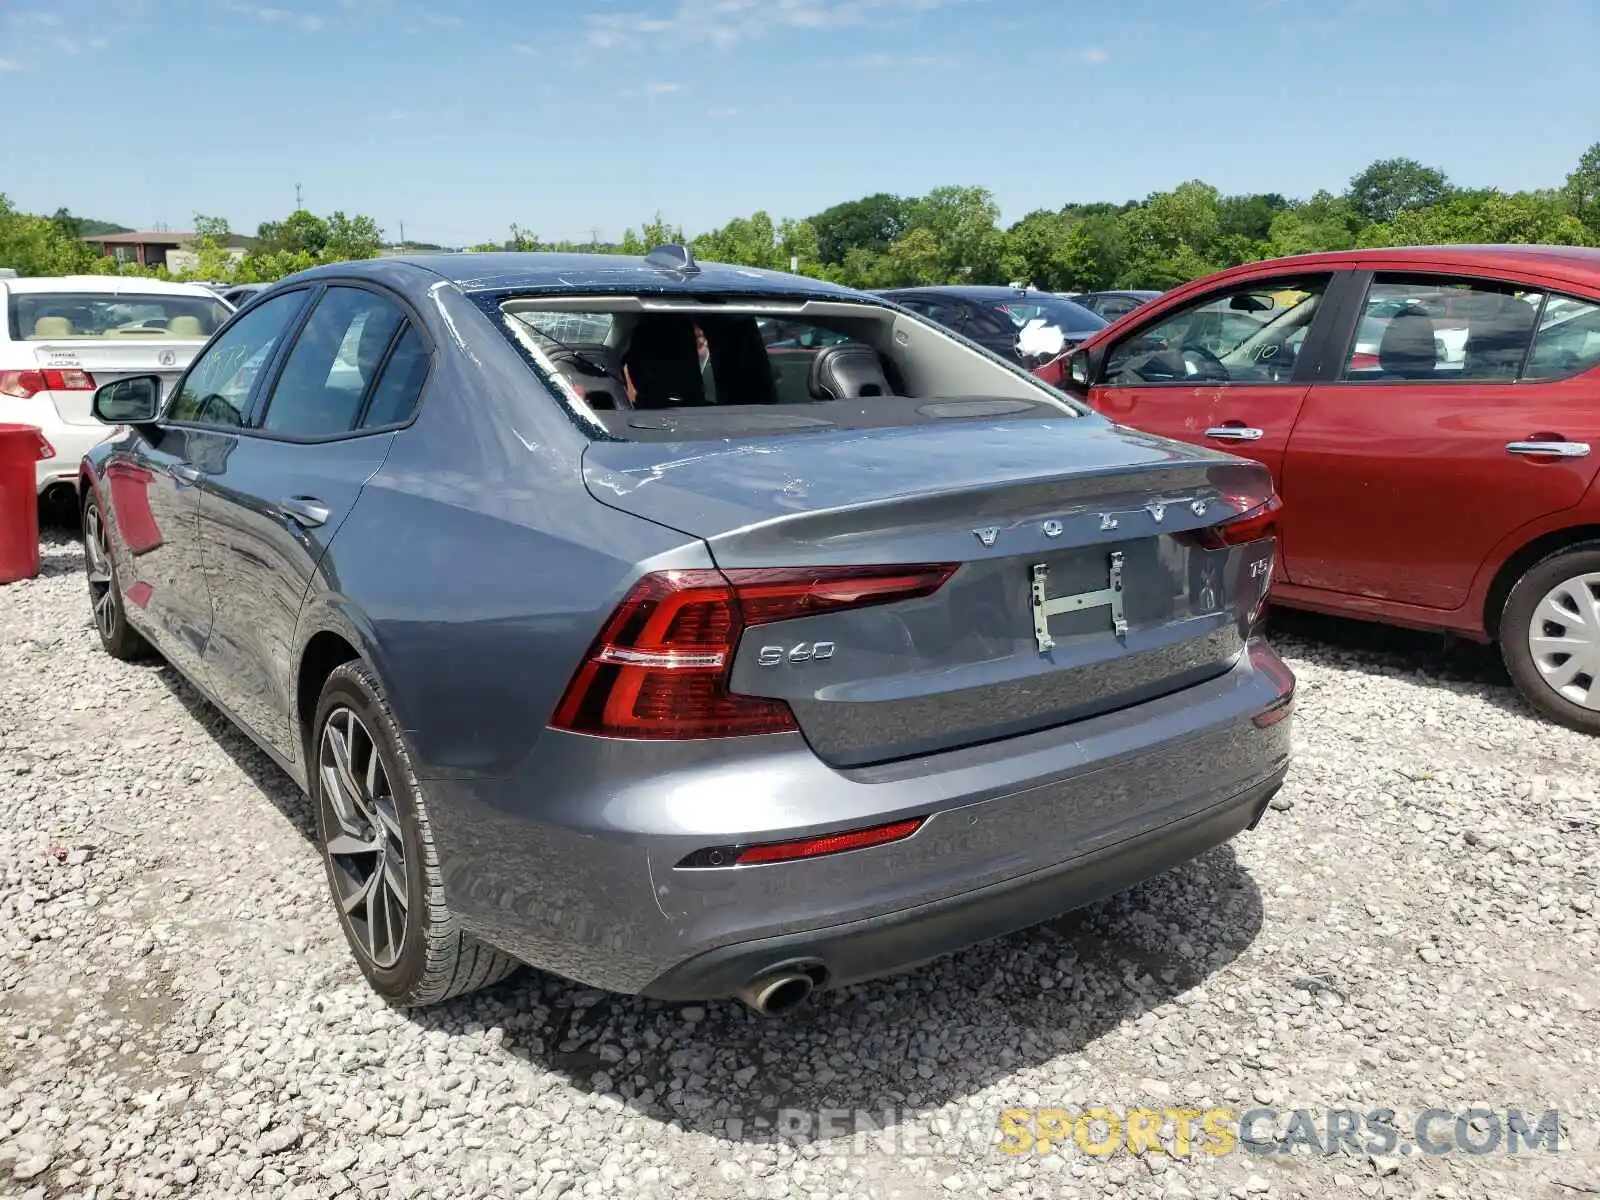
[1524,296,1600,381]
[165,290,305,428]
[1341,276,1543,382]
[1099,298,1139,319]
[360,325,430,428]
[261,287,405,438]
[1103,277,1328,386]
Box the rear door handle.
[1205,426,1265,442]
[278,496,331,528]
[168,463,202,484]
[1506,441,1591,458]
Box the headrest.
[33,316,74,338]
[167,316,204,338]
[1377,309,1437,379]
[807,343,893,399]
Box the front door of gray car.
[195,285,427,760]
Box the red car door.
[1283,270,1600,611]
[1084,271,1346,570]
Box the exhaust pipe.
[737,972,815,1017]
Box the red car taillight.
[550,563,957,739]
[0,369,97,398]
[1179,492,1283,550]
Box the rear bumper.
[423,640,1293,997]
[641,768,1282,999]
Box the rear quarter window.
[9,292,230,340]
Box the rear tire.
[82,493,150,661]
[1499,543,1600,735]
[312,660,520,1005]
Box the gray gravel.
[3,528,1598,1200]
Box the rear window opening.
[8,292,231,341]
[495,294,1083,441]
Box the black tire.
[82,493,151,662]
[312,659,520,1005]
[1499,543,1600,735]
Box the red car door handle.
[1205,426,1264,442]
[1506,440,1591,459]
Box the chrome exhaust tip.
[738,972,815,1017]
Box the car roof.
[289,251,867,300]
[878,285,1051,301]
[1211,245,1600,289]
[0,275,223,297]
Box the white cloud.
[511,42,536,54]
[425,12,463,26]
[0,58,21,71]
[1078,47,1109,62]
[707,105,738,118]
[5,11,62,28]
[298,13,325,30]
[648,81,681,92]
[54,34,79,53]
[87,35,110,49]
[225,3,326,31]
[588,0,966,48]
[386,108,407,120]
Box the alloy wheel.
[1526,571,1600,711]
[319,707,409,969]
[84,504,118,640]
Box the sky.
[2,0,1597,247]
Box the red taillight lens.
[1248,640,1295,727]
[734,817,925,865]
[550,564,956,740]
[0,369,96,398]
[1181,492,1283,550]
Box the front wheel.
[1499,544,1600,734]
[312,660,520,1005]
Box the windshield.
[989,295,1107,332]
[9,292,231,340]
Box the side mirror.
[92,375,161,424]
[1063,346,1101,395]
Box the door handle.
[1506,441,1591,459]
[278,496,331,528]
[1204,426,1265,442]
[168,462,202,484]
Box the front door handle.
[278,496,331,528]
[1205,426,1265,442]
[168,462,202,484]
[1506,441,1591,459]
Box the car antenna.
[644,243,700,275]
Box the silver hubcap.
[1527,571,1600,711]
[84,505,117,639]
[319,707,409,968]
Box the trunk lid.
[583,419,1276,767]
[29,339,206,425]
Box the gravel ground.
[2,527,1597,1200]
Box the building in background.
[82,231,252,272]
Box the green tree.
[1359,190,1593,248]
[906,185,1011,282]
[0,193,106,275]
[1057,214,1124,291]
[323,211,384,261]
[1117,181,1224,288]
[1266,190,1363,257]
[1008,209,1075,291]
[875,227,946,286]
[256,209,330,256]
[1565,142,1600,234]
[1347,157,1451,225]
[809,193,912,265]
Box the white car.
[0,276,232,505]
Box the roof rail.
[644,243,699,275]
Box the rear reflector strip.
[1248,640,1295,727]
[676,816,925,869]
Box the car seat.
[1377,309,1438,379]
[807,343,894,399]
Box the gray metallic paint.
[81,252,1294,1000]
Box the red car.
[1057,245,1600,732]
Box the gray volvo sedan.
[78,247,1293,1014]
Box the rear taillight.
[550,563,957,739]
[1249,640,1295,727]
[1181,492,1282,549]
[0,369,97,398]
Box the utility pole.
[398,220,406,251]
[294,182,303,210]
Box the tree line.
[4,146,1598,291]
